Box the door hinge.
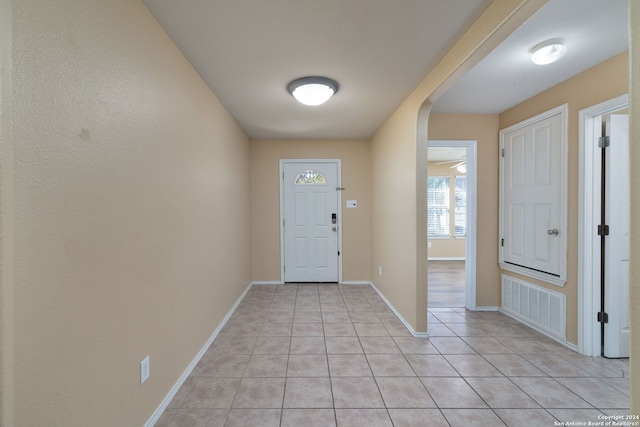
[598,136,610,148]
[597,224,609,236]
[283,219,285,227]
[597,311,609,324]
[338,251,340,256]
[501,238,504,247]
[501,148,505,157]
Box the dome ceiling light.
[531,39,567,65]
[288,76,339,106]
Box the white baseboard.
[145,282,254,427]
[472,306,499,312]
[428,257,466,261]
[251,280,282,285]
[498,308,578,352]
[340,280,371,285]
[369,281,429,339]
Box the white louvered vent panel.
[501,275,566,340]
[502,281,512,311]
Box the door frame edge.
[577,93,629,356]
[427,140,478,310]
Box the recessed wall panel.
[509,204,526,258]
[533,124,552,185]
[295,193,307,226]
[294,238,307,268]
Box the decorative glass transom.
[295,170,327,185]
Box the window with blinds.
[455,176,466,237]
[427,177,450,237]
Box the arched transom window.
[294,170,327,185]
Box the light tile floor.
[156,284,630,426]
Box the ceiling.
[142,0,629,140]
[432,0,629,114]
[428,147,466,163]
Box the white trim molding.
[144,282,253,427]
[428,140,478,310]
[340,280,372,285]
[369,282,429,338]
[577,94,629,356]
[472,306,499,312]
[279,159,343,284]
[499,308,578,353]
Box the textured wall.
[250,139,371,283]
[7,0,251,425]
[369,0,545,333]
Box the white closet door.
[500,106,567,284]
[604,114,630,358]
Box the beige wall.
[427,161,468,259]
[369,0,546,333]
[251,140,371,283]
[628,2,639,414]
[428,115,501,307]
[7,0,631,423]
[370,106,421,328]
[499,52,629,345]
[3,0,251,426]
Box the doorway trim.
[427,140,478,309]
[578,94,628,356]
[279,159,343,284]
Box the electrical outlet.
[140,356,150,384]
[378,266,382,277]
[428,242,432,248]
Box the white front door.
[604,114,630,358]
[282,161,339,282]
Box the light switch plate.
[346,200,357,208]
[140,356,150,384]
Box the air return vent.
[501,275,566,340]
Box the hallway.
[156,284,630,426]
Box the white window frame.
[428,176,451,239]
[454,176,467,238]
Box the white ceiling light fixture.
[288,76,339,106]
[531,39,567,65]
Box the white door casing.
[427,140,478,309]
[577,94,628,357]
[500,104,568,286]
[604,114,630,358]
[281,160,340,283]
